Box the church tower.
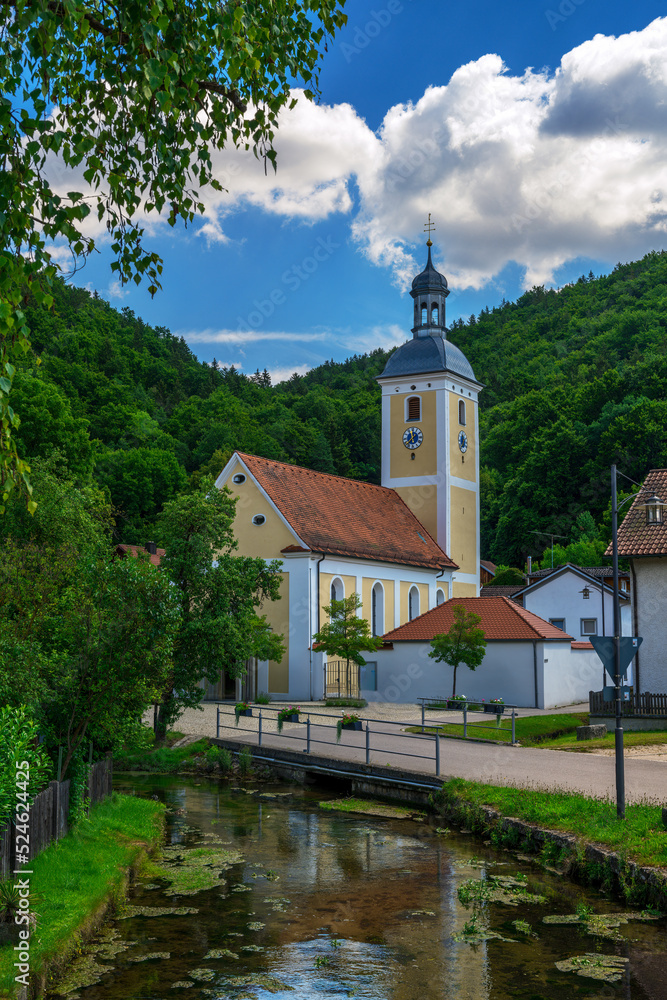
[377,227,482,597]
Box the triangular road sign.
[590,636,642,682]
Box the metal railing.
[416,697,518,744]
[215,702,519,778]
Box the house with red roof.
[375,596,600,709]
[609,468,667,695]
[214,238,483,701]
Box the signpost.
[589,636,642,684]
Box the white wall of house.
[542,644,603,708]
[369,639,600,709]
[631,559,667,694]
[521,569,630,639]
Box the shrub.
[238,745,252,776]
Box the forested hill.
[10,249,667,564]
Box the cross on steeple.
[423,213,436,247]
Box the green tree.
[155,478,284,739]
[0,544,181,780]
[428,605,487,698]
[485,567,526,587]
[312,593,383,679]
[0,706,52,827]
[0,0,347,504]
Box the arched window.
[372,582,384,637]
[421,303,427,325]
[431,304,439,325]
[330,577,344,603]
[436,589,445,606]
[408,586,420,622]
[458,399,466,426]
[406,396,421,421]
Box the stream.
[49,775,665,1000]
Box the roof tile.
[607,469,667,558]
[383,596,573,642]
[236,452,456,570]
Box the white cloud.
[42,17,667,292]
[268,363,312,384]
[181,329,328,345]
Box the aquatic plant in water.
[555,954,629,983]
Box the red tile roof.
[383,596,573,642]
[115,543,165,568]
[607,469,667,557]
[571,641,594,650]
[479,585,524,598]
[236,452,456,570]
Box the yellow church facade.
[215,239,481,701]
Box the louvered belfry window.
[407,396,421,421]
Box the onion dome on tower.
[381,222,479,383]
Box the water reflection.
[55,775,660,1000]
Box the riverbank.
[431,778,667,909]
[0,794,164,1000]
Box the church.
[215,235,482,701]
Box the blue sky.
[71,1,667,382]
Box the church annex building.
[215,240,484,702]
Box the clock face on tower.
[458,430,468,453]
[403,427,423,450]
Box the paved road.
[189,705,667,805]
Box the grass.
[319,796,424,820]
[408,713,588,745]
[434,777,667,873]
[324,698,367,709]
[0,793,164,997]
[544,728,667,751]
[114,737,211,772]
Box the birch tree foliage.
[0,0,348,507]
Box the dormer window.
[406,396,421,421]
[458,400,466,426]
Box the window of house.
[406,396,421,421]
[436,589,445,606]
[372,582,384,636]
[330,577,344,602]
[581,618,598,636]
[421,303,427,325]
[408,586,420,622]
[232,473,246,484]
[252,514,266,525]
[458,399,466,425]
[431,304,439,324]
[549,618,566,631]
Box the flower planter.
[281,713,299,724]
[341,720,363,732]
[237,709,253,718]
[447,699,467,710]
[484,704,505,714]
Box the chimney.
[146,541,157,555]
[527,555,532,574]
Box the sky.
[64,1,667,383]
